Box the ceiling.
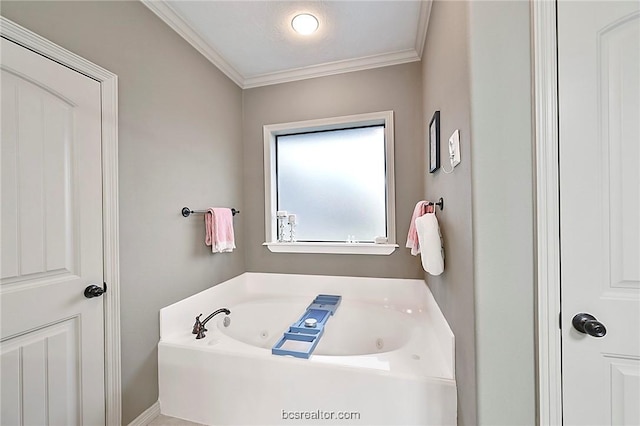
[142,1,432,89]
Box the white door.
[559,1,640,425]
[1,38,105,425]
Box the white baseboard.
[128,401,161,426]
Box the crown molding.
[141,0,244,87]
[142,1,428,89]
[243,49,420,89]
[415,0,433,58]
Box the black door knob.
[84,283,106,298]
[572,313,606,337]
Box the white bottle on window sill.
[276,210,288,242]
[288,214,297,243]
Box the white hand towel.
[414,212,444,275]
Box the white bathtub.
[158,273,456,425]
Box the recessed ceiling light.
[292,13,319,35]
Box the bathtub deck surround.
[158,273,456,425]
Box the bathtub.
[158,273,456,425]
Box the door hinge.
[559,312,562,329]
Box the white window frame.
[263,111,397,255]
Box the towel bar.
[181,207,240,217]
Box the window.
[263,111,397,255]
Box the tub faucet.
[192,308,231,340]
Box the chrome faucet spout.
[192,308,231,339]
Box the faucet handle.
[192,314,203,334]
[194,313,208,339]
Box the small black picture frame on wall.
[429,111,440,173]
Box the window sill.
[263,242,398,255]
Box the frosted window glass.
[276,126,387,242]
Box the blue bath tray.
[272,294,341,359]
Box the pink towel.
[406,201,434,255]
[205,208,235,253]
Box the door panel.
[600,12,640,293]
[1,69,78,285]
[0,38,105,425]
[608,357,640,425]
[559,1,640,425]
[0,319,80,425]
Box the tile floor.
[148,414,204,426]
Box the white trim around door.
[0,16,122,425]
[531,1,563,425]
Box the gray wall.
[468,1,536,424]
[420,1,476,425]
[1,2,245,423]
[242,63,425,279]
[421,1,536,424]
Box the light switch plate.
[449,130,461,168]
